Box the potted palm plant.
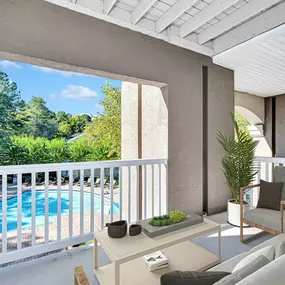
[217,115,258,227]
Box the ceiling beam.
[156,0,199,33]
[104,0,117,14]
[169,26,213,56]
[132,0,157,24]
[180,0,241,38]
[198,0,282,44]
[213,1,285,54]
[46,0,213,56]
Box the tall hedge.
[0,136,115,165]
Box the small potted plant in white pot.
[217,115,258,227]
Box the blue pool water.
[0,190,120,233]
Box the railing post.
[144,165,147,219]
[69,170,73,239]
[2,174,7,253]
[100,168,105,230]
[80,169,84,235]
[57,171,62,241]
[45,171,49,244]
[31,172,36,247]
[90,168,95,233]
[128,166,131,223]
[17,173,22,250]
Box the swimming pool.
[0,190,120,233]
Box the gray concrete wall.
[235,91,265,125]
[234,91,272,159]
[276,95,285,157]
[264,98,273,153]
[208,66,234,214]
[0,0,234,214]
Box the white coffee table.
[94,218,221,285]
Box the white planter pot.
[227,200,250,227]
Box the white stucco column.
[121,82,168,221]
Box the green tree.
[0,70,25,135]
[18,96,58,139]
[0,136,28,165]
[86,82,121,158]
[56,111,72,124]
[57,114,91,138]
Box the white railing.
[248,156,285,207]
[0,158,167,265]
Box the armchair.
[240,177,285,243]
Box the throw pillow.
[232,245,275,272]
[214,255,270,285]
[276,240,285,259]
[160,271,230,285]
[257,179,283,211]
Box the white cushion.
[232,245,275,272]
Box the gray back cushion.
[257,180,283,211]
[236,254,285,285]
[274,166,285,200]
[276,240,285,259]
[214,256,270,285]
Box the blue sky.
[0,59,121,115]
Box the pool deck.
[0,183,120,255]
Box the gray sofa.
[161,234,285,285]
[207,234,285,284]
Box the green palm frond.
[217,115,258,202]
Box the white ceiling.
[214,23,285,97]
[47,0,285,56]
[46,0,285,96]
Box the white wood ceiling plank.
[156,0,200,33]
[199,0,282,44]
[180,0,241,37]
[132,0,157,24]
[104,0,117,14]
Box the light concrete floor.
[0,212,273,285]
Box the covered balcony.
[1,0,285,285]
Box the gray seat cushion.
[244,208,285,232]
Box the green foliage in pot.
[217,114,258,203]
